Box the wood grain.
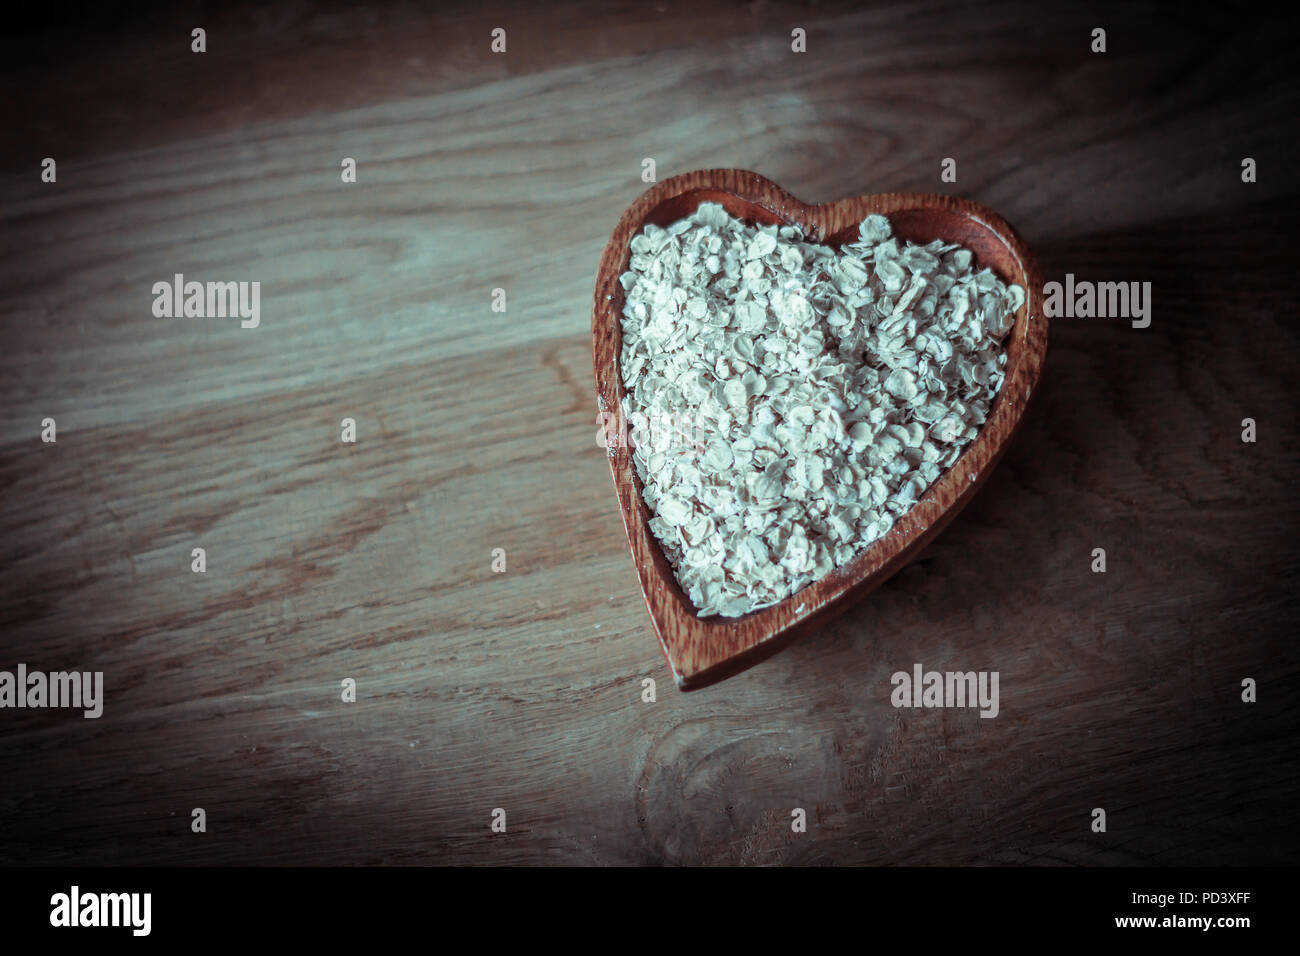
[0,0,1296,866]
[593,170,1047,687]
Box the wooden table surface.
[1,1,1296,865]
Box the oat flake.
[618,203,1024,617]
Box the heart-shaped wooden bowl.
[592,169,1046,690]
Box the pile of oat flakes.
[618,202,1024,617]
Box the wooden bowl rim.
[592,169,1047,689]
